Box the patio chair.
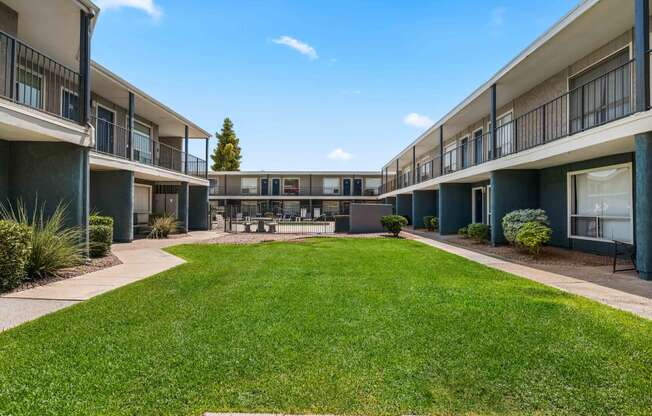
[613,240,636,273]
[244,222,252,233]
[267,222,277,233]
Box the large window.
[61,88,79,121]
[569,164,632,243]
[443,142,457,173]
[283,178,300,195]
[283,200,300,216]
[240,201,258,216]
[241,177,258,195]
[323,178,340,195]
[134,184,152,214]
[17,67,43,108]
[323,201,340,216]
[133,121,153,164]
[365,178,381,195]
[209,178,219,195]
[419,161,431,181]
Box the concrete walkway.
[0,231,222,331]
[405,231,652,320]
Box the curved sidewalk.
[0,231,223,331]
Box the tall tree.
[211,118,242,171]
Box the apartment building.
[0,0,211,243]
[209,171,382,218]
[379,0,652,279]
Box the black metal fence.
[223,205,334,234]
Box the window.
[17,67,43,108]
[443,142,457,173]
[323,178,340,195]
[473,129,484,165]
[209,178,219,195]
[569,48,631,134]
[133,120,153,164]
[569,164,632,243]
[241,177,258,195]
[365,178,381,195]
[134,184,151,214]
[323,201,340,216]
[402,170,411,186]
[241,201,258,216]
[283,201,300,216]
[283,178,300,195]
[489,113,514,159]
[61,88,79,121]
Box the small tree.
[380,215,407,237]
[211,118,242,171]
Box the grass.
[0,237,651,415]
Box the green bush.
[423,215,435,231]
[89,224,113,258]
[149,214,178,239]
[516,221,552,255]
[430,217,439,231]
[467,223,490,242]
[501,209,549,245]
[89,214,114,228]
[380,215,407,237]
[0,220,32,291]
[458,227,468,238]
[1,200,85,279]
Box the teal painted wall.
[635,134,651,279]
[90,170,134,242]
[396,194,412,224]
[178,182,189,233]
[8,142,89,230]
[189,185,209,230]
[384,197,396,214]
[490,170,540,245]
[0,140,8,202]
[438,183,471,234]
[539,152,633,256]
[412,190,437,228]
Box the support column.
[636,132,652,279]
[128,92,134,160]
[184,126,189,174]
[490,170,540,245]
[411,190,437,228]
[439,126,444,176]
[438,183,471,235]
[90,170,134,242]
[395,159,399,189]
[205,137,209,178]
[396,194,413,224]
[178,181,189,233]
[490,84,497,159]
[188,185,209,230]
[412,146,416,185]
[78,11,92,125]
[0,140,10,202]
[635,0,649,113]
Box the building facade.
[0,0,211,243]
[378,0,652,279]
[209,171,382,218]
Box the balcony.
[90,116,207,178]
[209,181,382,197]
[0,30,82,124]
[382,56,638,194]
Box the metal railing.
[0,30,82,123]
[91,116,208,178]
[382,58,636,194]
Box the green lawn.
[0,238,651,415]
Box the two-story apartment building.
[209,171,382,218]
[379,0,652,280]
[0,0,211,243]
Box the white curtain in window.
[323,178,339,194]
[241,177,257,194]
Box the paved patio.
[403,231,652,320]
[0,231,222,331]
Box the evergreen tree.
[211,118,242,171]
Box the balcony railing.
[209,183,381,197]
[0,30,82,124]
[381,57,636,194]
[91,116,208,178]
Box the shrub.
[430,217,439,231]
[501,209,549,245]
[1,200,85,279]
[0,220,32,291]
[380,215,407,237]
[423,215,435,231]
[89,224,113,258]
[458,227,468,238]
[467,223,490,242]
[149,215,178,239]
[516,221,552,255]
[89,214,114,228]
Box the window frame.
[16,64,45,109]
[566,162,633,244]
[60,87,79,120]
[240,176,258,195]
[133,183,152,214]
[282,177,300,196]
[322,177,340,195]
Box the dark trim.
[635,0,649,112]
[79,11,92,125]
[412,145,416,185]
[204,137,209,178]
[439,125,444,176]
[490,83,497,157]
[184,125,189,174]
[127,91,134,160]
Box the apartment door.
[353,178,363,196]
[96,106,114,154]
[260,178,269,196]
[472,187,485,224]
[271,178,280,196]
[342,178,351,196]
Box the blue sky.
[92,0,578,171]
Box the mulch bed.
[6,254,122,294]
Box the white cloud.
[403,113,433,128]
[327,148,353,161]
[272,36,318,60]
[95,0,162,19]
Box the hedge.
[89,215,114,258]
[0,220,32,291]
